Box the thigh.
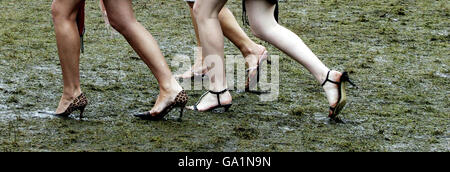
[102,0,136,23]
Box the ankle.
[62,88,81,100]
[315,69,330,85]
[240,47,253,58]
[240,44,264,58]
[160,79,182,94]
[320,70,342,87]
[191,64,206,74]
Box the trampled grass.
[0,0,448,152]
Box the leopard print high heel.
[134,90,189,122]
[46,93,88,119]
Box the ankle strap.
[321,71,339,86]
[194,89,229,110]
[209,89,228,95]
[209,89,228,106]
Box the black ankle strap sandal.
[322,71,356,119]
[193,89,232,112]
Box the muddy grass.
[0,0,448,152]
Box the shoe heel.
[342,72,357,87]
[79,106,86,120]
[224,104,232,112]
[177,108,184,122]
[175,90,188,122]
[347,79,356,87]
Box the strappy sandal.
[246,50,269,92]
[322,71,356,119]
[192,89,232,112]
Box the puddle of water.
[431,30,448,36]
[313,113,330,125]
[261,111,289,117]
[32,65,58,71]
[435,72,449,79]
[0,110,15,121]
[375,56,388,63]
[388,143,410,151]
[350,125,366,135]
[31,111,57,119]
[0,110,56,122]
[222,138,238,152]
[279,126,295,133]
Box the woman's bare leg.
[51,0,83,114]
[245,0,341,108]
[103,0,182,114]
[218,7,266,81]
[177,2,265,79]
[188,2,202,47]
[187,0,232,111]
[175,2,207,79]
[218,7,265,62]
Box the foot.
[175,66,208,79]
[244,45,267,90]
[149,80,183,116]
[186,91,232,112]
[244,45,267,70]
[321,71,343,115]
[175,49,208,79]
[55,90,82,114]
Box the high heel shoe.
[322,71,356,119]
[134,90,189,121]
[246,50,269,92]
[192,89,233,112]
[41,93,88,119]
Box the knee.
[192,3,212,24]
[51,1,65,22]
[192,4,202,20]
[108,15,135,33]
[51,1,78,24]
[250,21,278,40]
[250,24,269,40]
[217,7,230,21]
